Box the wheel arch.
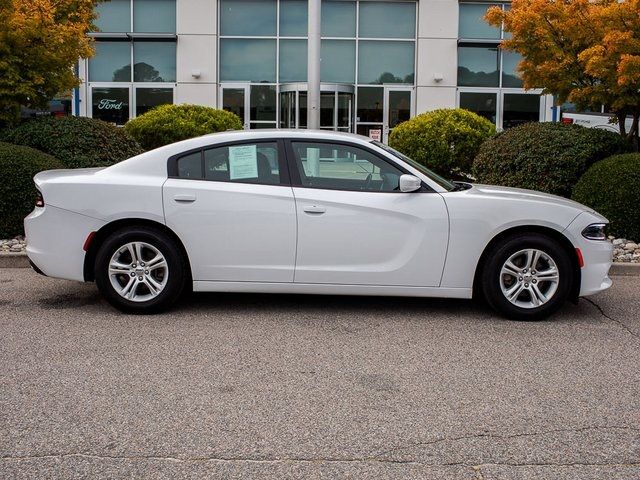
[472,225,581,303]
[83,218,192,283]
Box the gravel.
[0,236,26,254]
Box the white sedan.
[25,130,612,320]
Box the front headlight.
[582,223,608,241]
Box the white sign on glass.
[369,129,382,141]
[229,145,259,180]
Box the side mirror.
[399,174,422,193]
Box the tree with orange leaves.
[486,0,640,148]
[0,0,100,127]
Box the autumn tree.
[486,0,640,148]
[0,0,100,127]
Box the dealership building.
[79,0,553,142]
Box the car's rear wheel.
[95,226,187,313]
[481,234,573,321]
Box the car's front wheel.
[481,234,574,321]
[94,226,187,313]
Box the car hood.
[465,183,595,214]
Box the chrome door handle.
[173,194,196,203]
[303,205,326,214]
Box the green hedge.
[389,108,496,179]
[0,116,144,169]
[0,142,62,238]
[124,104,243,150]
[472,123,629,197]
[572,153,640,241]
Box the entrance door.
[221,84,250,130]
[384,87,413,142]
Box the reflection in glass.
[89,41,131,82]
[321,1,356,37]
[358,41,414,84]
[280,91,296,128]
[457,46,499,87]
[320,93,335,128]
[502,50,524,88]
[94,0,130,32]
[321,40,355,83]
[459,92,497,124]
[223,88,245,123]
[458,3,500,39]
[92,87,129,125]
[250,85,277,121]
[220,0,276,36]
[134,41,176,82]
[359,2,415,39]
[388,91,411,128]
[280,40,307,82]
[503,94,540,129]
[136,88,173,116]
[357,87,383,123]
[134,0,176,33]
[220,39,277,82]
[280,0,307,36]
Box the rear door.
[163,140,297,282]
[287,140,449,287]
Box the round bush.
[472,123,629,197]
[0,142,62,238]
[572,153,640,241]
[0,116,144,169]
[124,104,243,150]
[389,108,496,179]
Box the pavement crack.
[584,297,639,340]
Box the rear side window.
[176,151,203,179]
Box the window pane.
[177,151,203,179]
[204,143,280,185]
[250,123,278,129]
[458,3,500,39]
[250,85,277,121]
[503,94,540,129]
[337,93,352,129]
[134,0,176,33]
[220,0,276,36]
[222,88,246,123]
[359,2,415,39]
[136,87,173,116]
[220,39,276,82]
[321,40,355,83]
[89,41,131,82]
[502,50,524,88]
[357,87,383,123]
[280,40,307,82]
[92,87,130,125]
[358,41,414,84]
[94,0,130,32]
[322,1,356,37]
[459,92,497,124]
[280,0,307,36]
[388,91,411,128]
[291,142,403,192]
[134,41,176,82]
[457,46,499,87]
[320,92,335,128]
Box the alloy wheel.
[499,248,560,309]
[108,242,169,302]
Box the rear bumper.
[24,205,105,282]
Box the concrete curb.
[1,252,639,276]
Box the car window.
[176,151,203,179]
[290,142,404,192]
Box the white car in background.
[25,130,612,320]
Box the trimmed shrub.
[0,142,62,238]
[124,104,243,150]
[0,116,144,169]
[472,122,629,197]
[389,108,496,179]
[572,153,640,241]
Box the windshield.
[372,141,456,192]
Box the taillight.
[35,190,44,207]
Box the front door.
[287,140,448,287]
[384,87,413,143]
[221,84,250,130]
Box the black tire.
[94,226,187,313]
[481,233,574,321]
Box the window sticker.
[229,145,258,179]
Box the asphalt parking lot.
[1,269,639,480]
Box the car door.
[163,139,297,282]
[287,140,449,287]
